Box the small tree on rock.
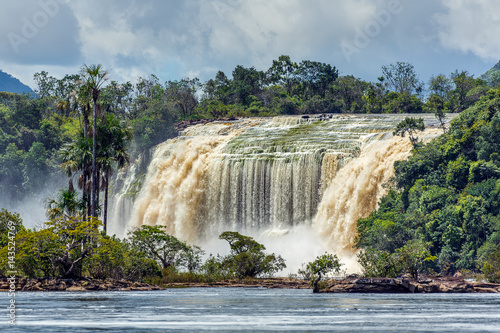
[306,253,343,293]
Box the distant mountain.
[0,70,34,94]
[480,60,500,84]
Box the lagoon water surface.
[3,288,500,332]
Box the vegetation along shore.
[1,58,500,292]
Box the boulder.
[322,276,500,293]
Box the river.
[3,288,500,332]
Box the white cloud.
[0,0,496,88]
[436,0,500,60]
[0,0,81,65]
[56,0,385,83]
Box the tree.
[33,71,57,100]
[59,133,93,216]
[427,94,447,132]
[296,60,338,98]
[129,75,177,152]
[383,91,424,114]
[332,76,369,113]
[46,187,85,220]
[363,78,386,113]
[381,62,423,96]
[395,239,436,279]
[0,209,24,248]
[449,70,478,113]
[22,142,49,195]
[429,74,453,100]
[165,78,199,118]
[482,249,500,283]
[0,209,164,280]
[218,231,286,279]
[83,234,161,281]
[306,253,343,293]
[393,117,425,147]
[79,64,109,220]
[205,71,231,104]
[14,216,102,278]
[357,248,403,278]
[267,55,298,96]
[183,245,205,272]
[100,80,134,119]
[96,113,131,232]
[357,240,436,279]
[230,66,264,105]
[128,225,198,270]
[0,143,25,203]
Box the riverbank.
[160,277,310,289]
[0,277,162,291]
[2,276,498,292]
[322,276,500,293]
[0,277,309,292]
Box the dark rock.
[0,277,162,292]
[322,276,500,293]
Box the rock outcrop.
[322,276,500,293]
[3,276,496,293]
[175,117,238,132]
[0,277,308,292]
[0,277,162,292]
[161,277,310,289]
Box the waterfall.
[111,114,446,271]
[314,135,414,254]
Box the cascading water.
[110,114,447,272]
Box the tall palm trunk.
[82,172,87,221]
[104,175,109,234]
[91,98,98,218]
[83,104,89,138]
[80,63,108,225]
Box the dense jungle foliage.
[356,89,500,282]
[0,57,492,209]
[1,57,500,283]
[0,209,286,284]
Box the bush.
[218,231,286,279]
[482,250,500,283]
[358,240,436,279]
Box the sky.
[1,0,499,91]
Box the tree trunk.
[91,99,97,218]
[313,272,322,293]
[82,172,88,221]
[83,105,89,138]
[104,175,108,234]
[96,169,100,217]
[61,253,86,278]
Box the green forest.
[355,90,500,283]
[1,56,500,286]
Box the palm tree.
[80,64,109,220]
[59,134,93,218]
[76,86,92,138]
[97,114,131,232]
[46,188,84,220]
